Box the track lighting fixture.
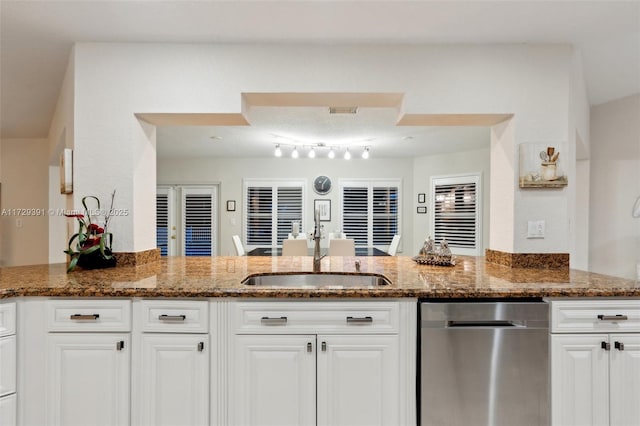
[308,147,316,158]
[274,144,282,157]
[291,146,299,158]
[362,147,370,159]
[344,148,351,160]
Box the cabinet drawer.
[231,301,399,334]
[0,303,16,337]
[138,300,209,333]
[0,335,16,397]
[46,299,131,332]
[550,299,640,333]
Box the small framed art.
[226,200,236,211]
[314,199,331,221]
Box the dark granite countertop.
[1,256,638,299]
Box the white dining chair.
[282,239,308,256]
[387,234,401,256]
[328,239,355,256]
[232,235,245,256]
[287,233,308,240]
[328,232,348,240]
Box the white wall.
[412,147,490,255]
[158,157,414,256]
[47,52,76,264]
[0,139,49,266]
[589,94,640,279]
[71,43,576,256]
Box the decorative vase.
[77,248,117,270]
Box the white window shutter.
[181,186,217,256]
[341,180,401,248]
[431,175,481,256]
[244,180,305,248]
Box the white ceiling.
[156,106,490,159]
[2,1,639,158]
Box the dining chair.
[387,234,401,256]
[328,232,348,240]
[232,235,245,256]
[287,233,308,240]
[282,239,308,256]
[328,239,355,256]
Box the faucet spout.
[313,209,324,272]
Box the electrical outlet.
[527,220,545,239]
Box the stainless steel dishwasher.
[420,300,549,426]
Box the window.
[341,179,401,247]
[430,174,481,256]
[156,185,218,256]
[244,180,304,248]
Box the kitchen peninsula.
[1,257,638,426]
[1,256,638,299]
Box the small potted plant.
[64,190,117,272]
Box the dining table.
[246,247,390,257]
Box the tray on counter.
[412,255,456,267]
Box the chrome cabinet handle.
[601,341,611,351]
[70,314,99,320]
[116,341,125,351]
[322,341,327,352]
[261,316,287,325]
[614,341,625,351]
[597,314,628,321]
[198,342,205,352]
[159,314,186,321]
[346,316,373,324]
[307,342,312,353]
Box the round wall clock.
[313,175,332,195]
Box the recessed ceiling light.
[209,135,222,140]
[402,136,414,140]
[329,106,358,114]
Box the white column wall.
[73,43,575,254]
[589,94,640,279]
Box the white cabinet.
[47,333,130,426]
[229,300,415,426]
[45,299,132,426]
[550,299,640,426]
[317,334,399,426]
[0,302,16,425]
[132,300,210,426]
[233,334,316,426]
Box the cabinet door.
[317,334,400,426]
[47,334,130,426]
[231,335,316,426]
[137,334,209,426]
[0,394,17,426]
[551,334,609,426]
[610,334,640,426]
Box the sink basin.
[242,272,391,288]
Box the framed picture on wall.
[226,200,236,211]
[417,206,427,214]
[418,193,426,203]
[314,199,331,221]
[59,148,73,194]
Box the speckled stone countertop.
[0,256,638,299]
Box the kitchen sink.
[242,272,391,288]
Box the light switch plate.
[527,220,545,238]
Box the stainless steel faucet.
[313,209,324,273]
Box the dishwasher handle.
[447,320,523,328]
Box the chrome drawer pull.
[261,316,287,325]
[601,341,611,351]
[70,314,99,321]
[615,341,625,351]
[346,316,373,324]
[597,314,628,321]
[159,314,186,321]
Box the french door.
[157,185,218,256]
